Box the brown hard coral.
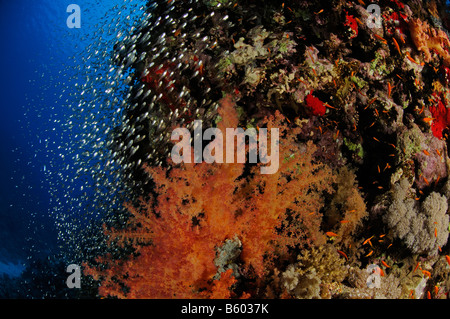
[281,244,347,299]
[343,266,402,299]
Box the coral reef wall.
[84,0,450,299]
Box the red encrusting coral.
[141,62,187,112]
[305,93,326,116]
[389,0,405,9]
[441,65,450,86]
[384,11,409,36]
[429,93,450,139]
[344,11,358,39]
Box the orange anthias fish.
[337,250,348,261]
[392,38,401,55]
[326,231,339,237]
[421,270,431,278]
[445,255,450,267]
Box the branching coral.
[281,244,347,299]
[409,17,450,66]
[383,179,449,255]
[323,166,368,247]
[84,96,335,298]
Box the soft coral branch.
[84,95,335,298]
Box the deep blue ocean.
[0,0,145,283]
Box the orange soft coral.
[409,18,450,66]
[84,96,335,298]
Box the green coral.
[217,56,233,72]
[350,75,367,89]
[275,35,296,55]
[397,124,423,161]
[369,50,396,78]
[344,138,364,158]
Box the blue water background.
[0,0,145,277]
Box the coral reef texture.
[84,0,450,299]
